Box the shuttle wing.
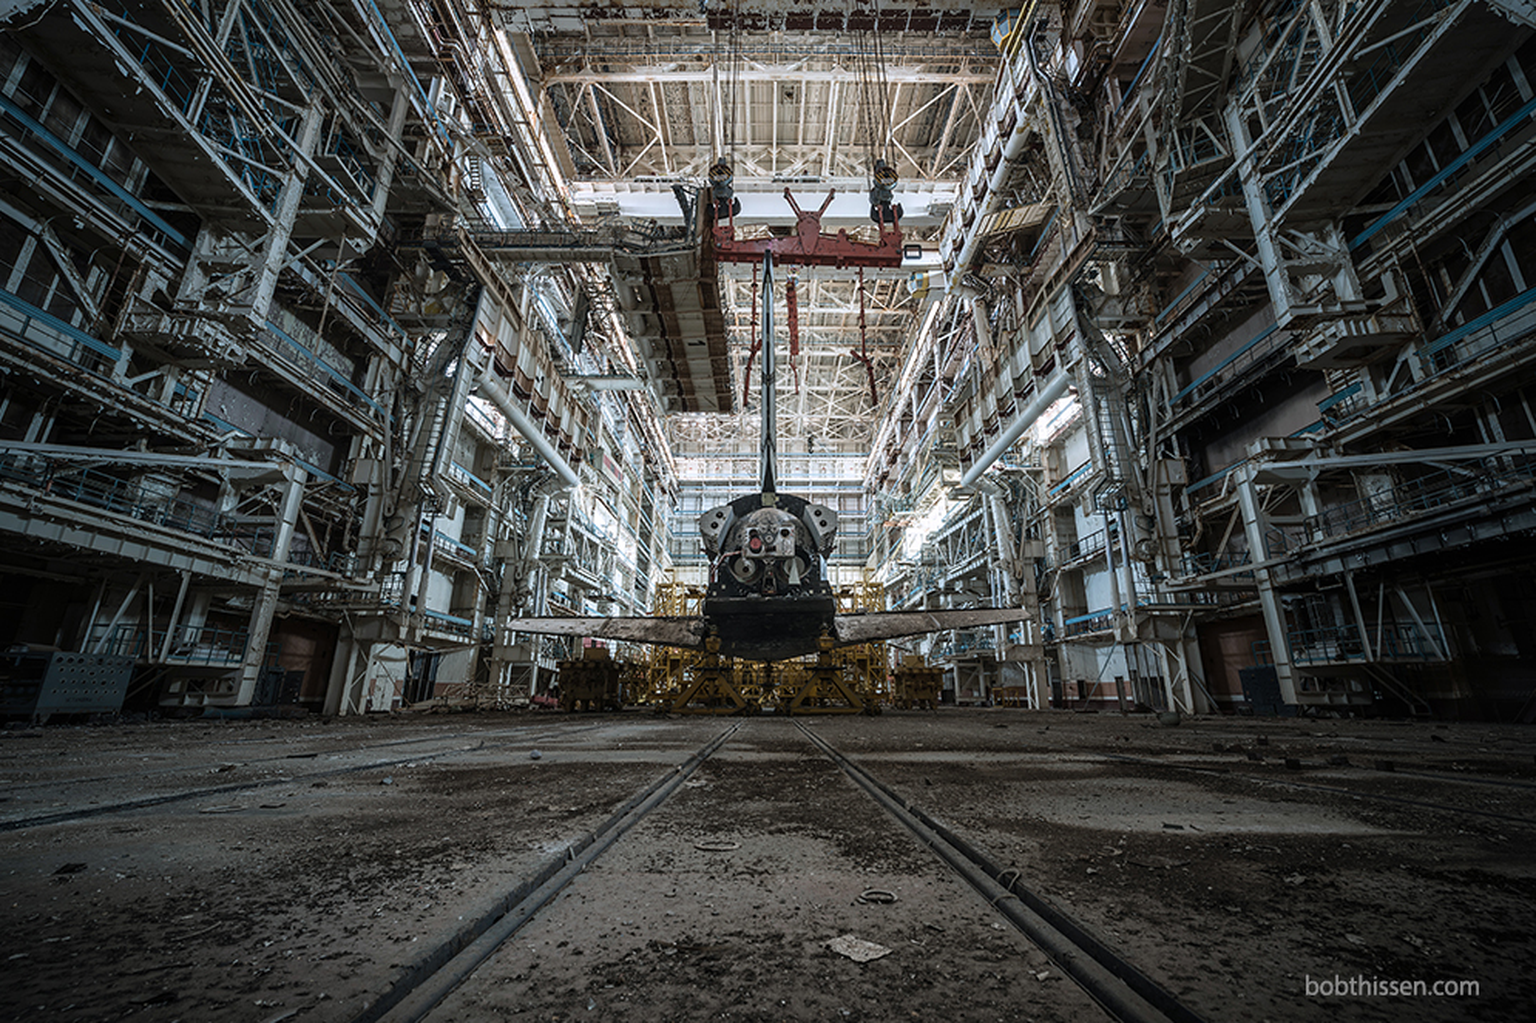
[505,616,706,650]
[831,608,1029,646]
[505,607,1027,660]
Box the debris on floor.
[825,934,892,963]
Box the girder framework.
[539,36,993,184]
[524,20,999,460]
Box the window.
[43,90,81,143]
[0,35,22,89]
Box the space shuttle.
[507,249,1027,660]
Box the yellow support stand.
[783,632,866,714]
[843,643,887,713]
[993,685,1031,707]
[831,573,890,711]
[641,648,688,706]
[638,576,704,708]
[670,636,751,714]
[638,573,894,716]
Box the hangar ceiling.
[504,7,1003,455]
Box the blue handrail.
[0,286,121,363]
[1418,283,1536,362]
[1352,93,1536,251]
[450,461,494,495]
[0,93,189,248]
[261,320,388,420]
[1111,36,1161,119]
[1171,323,1280,405]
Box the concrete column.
[252,104,326,321]
[970,294,993,358]
[1103,509,1125,621]
[356,449,389,567]
[1344,569,1375,662]
[527,493,552,571]
[1152,458,1185,567]
[1394,584,1448,660]
[183,591,213,637]
[1324,222,1364,303]
[429,289,488,483]
[236,464,308,705]
[369,84,413,224]
[1161,640,1185,714]
[1225,104,1294,323]
[324,625,363,716]
[1116,509,1139,619]
[92,574,143,654]
[408,511,437,641]
[1187,636,1216,715]
[986,493,1017,578]
[23,405,53,444]
[77,579,107,653]
[1159,635,1213,715]
[158,571,192,661]
[1236,465,1297,703]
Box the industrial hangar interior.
[2,0,1536,1020]
[3,0,1536,720]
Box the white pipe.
[568,375,645,390]
[947,72,1038,283]
[527,494,552,561]
[960,371,1071,488]
[475,373,580,487]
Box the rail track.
[352,719,1211,1023]
[1097,751,1536,829]
[0,719,617,832]
[0,725,551,794]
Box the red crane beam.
[710,188,905,268]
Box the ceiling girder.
[522,20,998,458]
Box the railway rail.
[5,711,1533,1021]
[351,719,1210,1023]
[0,720,616,832]
[1097,751,1536,829]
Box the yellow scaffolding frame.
[635,570,906,715]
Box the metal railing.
[0,286,121,371]
[1047,461,1095,499]
[1308,454,1536,539]
[1062,606,1119,638]
[1289,621,1446,664]
[1050,527,1109,568]
[216,525,355,572]
[448,460,494,497]
[259,320,388,422]
[430,528,481,565]
[931,632,999,660]
[0,456,221,536]
[1178,549,1254,578]
[462,399,504,439]
[421,609,476,638]
[101,623,268,666]
[1321,298,1536,430]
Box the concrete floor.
[2,710,1533,1022]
